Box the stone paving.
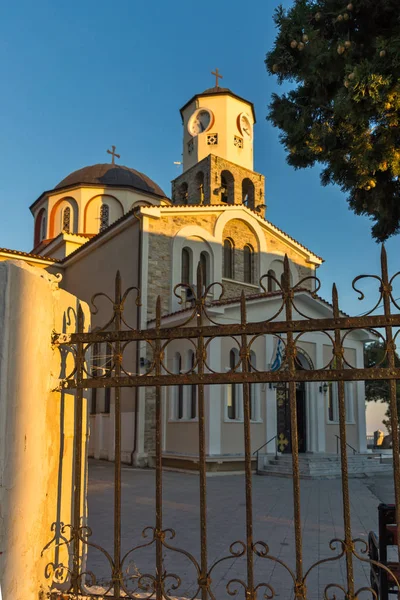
[86,459,395,599]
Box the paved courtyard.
[86,459,395,599]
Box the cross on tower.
[107,145,120,165]
[211,68,223,88]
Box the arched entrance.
[276,350,312,453]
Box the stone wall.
[146,212,218,321]
[172,154,266,211]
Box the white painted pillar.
[207,336,222,455]
[355,348,368,453]
[0,260,90,600]
[314,338,326,452]
[265,335,277,453]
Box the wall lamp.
[319,382,329,394]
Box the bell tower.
[172,73,266,213]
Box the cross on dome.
[107,145,120,165]
[211,68,223,88]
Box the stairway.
[257,453,393,479]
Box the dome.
[55,163,166,197]
[202,86,233,95]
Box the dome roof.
[202,86,232,94]
[55,163,166,197]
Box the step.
[258,454,393,479]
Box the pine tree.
[266,0,400,241]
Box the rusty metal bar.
[155,297,163,600]
[60,366,400,390]
[240,292,254,599]
[72,305,84,596]
[283,257,304,599]
[332,284,354,599]
[53,312,400,345]
[196,264,208,600]
[113,272,122,598]
[380,247,400,562]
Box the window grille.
[100,204,110,232]
[207,134,218,145]
[62,206,71,233]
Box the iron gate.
[43,247,400,600]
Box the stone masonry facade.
[142,207,318,461]
[172,154,266,212]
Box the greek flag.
[270,337,283,371]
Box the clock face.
[238,112,253,139]
[188,108,213,136]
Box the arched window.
[242,178,255,209]
[179,182,189,205]
[200,251,209,287]
[223,238,234,279]
[189,350,197,419]
[182,247,191,285]
[176,353,184,419]
[62,206,71,233]
[220,170,234,204]
[99,204,110,232]
[267,269,276,292]
[195,172,205,204]
[34,208,46,247]
[41,214,47,241]
[243,244,254,284]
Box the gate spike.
[156,296,162,329]
[381,244,388,284]
[115,270,122,304]
[196,261,203,296]
[240,290,247,325]
[77,304,84,333]
[332,283,339,318]
[283,254,290,290]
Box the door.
[276,382,307,453]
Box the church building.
[0,77,370,471]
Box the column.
[355,347,367,453]
[208,336,222,455]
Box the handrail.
[335,434,357,455]
[253,435,278,475]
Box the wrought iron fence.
[43,247,400,600]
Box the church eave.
[0,247,61,264]
[179,90,256,124]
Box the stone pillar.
[0,260,89,600]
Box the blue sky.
[1,0,399,319]
[1,0,397,429]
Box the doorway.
[276,382,307,453]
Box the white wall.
[0,260,89,600]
